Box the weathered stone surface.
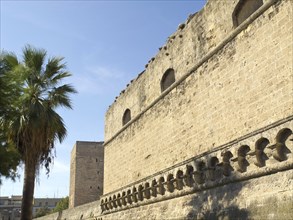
[101,169,293,220]
[100,120,293,218]
[35,169,293,220]
[104,0,293,194]
[35,200,102,220]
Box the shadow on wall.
[101,125,292,219]
[185,127,293,219]
[54,211,62,220]
[184,152,250,220]
[186,181,249,220]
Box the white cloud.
[88,66,125,80]
[72,65,128,95]
[51,160,70,174]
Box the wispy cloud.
[72,65,128,96]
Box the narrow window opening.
[122,108,131,126]
[232,0,263,27]
[161,68,175,92]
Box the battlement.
[105,0,278,141]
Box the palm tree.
[2,45,76,220]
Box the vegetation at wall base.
[52,196,69,213]
[34,207,51,218]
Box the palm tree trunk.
[21,161,36,220]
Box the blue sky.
[0,0,206,198]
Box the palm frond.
[44,57,66,79]
[0,52,19,74]
[48,84,77,109]
[51,71,72,84]
[23,45,46,73]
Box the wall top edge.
[105,1,208,111]
[76,141,104,145]
[104,0,280,145]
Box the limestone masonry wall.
[100,119,293,218]
[35,200,102,220]
[104,0,292,193]
[101,169,293,220]
[105,0,237,140]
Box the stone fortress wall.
[35,0,293,219]
[103,0,292,193]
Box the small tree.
[34,207,51,218]
[52,196,69,212]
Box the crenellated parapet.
[100,118,293,214]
